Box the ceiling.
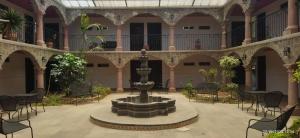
[55,0,231,8]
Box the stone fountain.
[111,49,176,118]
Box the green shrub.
[266,118,300,138]
[199,68,218,82]
[266,132,294,138]
[183,81,195,98]
[92,84,112,101]
[44,94,63,106]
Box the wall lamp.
[42,57,47,63]
[242,0,248,4]
[118,58,122,64]
[170,57,174,64]
[283,47,291,57]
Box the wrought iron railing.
[68,33,221,51]
[175,34,221,50]
[251,9,287,42]
[227,25,245,47]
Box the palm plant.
[0,9,23,40]
[80,14,104,50]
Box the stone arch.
[42,1,67,24]
[1,50,42,70]
[66,10,118,25]
[224,3,245,20]
[245,46,286,67]
[121,12,171,25]
[176,53,220,67]
[224,0,251,19]
[44,5,67,25]
[174,10,223,25]
[122,53,167,68]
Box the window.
[183,62,195,66]
[198,62,210,66]
[98,63,109,67]
[183,26,194,30]
[86,63,94,67]
[199,26,210,30]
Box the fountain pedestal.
[111,49,176,118]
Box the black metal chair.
[0,96,22,120]
[262,91,283,117]
[196,82,219,103]
[246,105,296,138]
[69,82,92,106]
[31,88,46,115]
[0,112,33,138]
[236,85,249,110]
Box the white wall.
[0,53,26,95]
[174,55,220,88]
[68,15,223,50]
[175,16,222,50]
[265,51,288,95]
[85,56,117,88]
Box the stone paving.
[9,92,297,138]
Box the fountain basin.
[112,96,176,118]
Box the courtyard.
[8,92,284,138]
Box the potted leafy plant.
[80,14,104,51]
[0,9,23,41]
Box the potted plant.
[0,9,23,41]
[46,38,54,48]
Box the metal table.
[14,93,38,116]
[246,91,268,116]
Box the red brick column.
[168,25,176,51]
[244,65,252,90]
[243,10,252,44]
[36,68,45,89]
[285,64,299,107]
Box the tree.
[293,61,300,83]
[50,53,87,95]
[199,68,218,82]
[219,56,241,83]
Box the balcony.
[68,33,221,51]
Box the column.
[116,25,123,51]
[116,67,123,92]
[36,68,45,89]
[168,25,176,51]
[169,66,176,92]
[144,23,149,49]
[36,10,45,46]
[243,10,252,45]
[63,24,69,50]
[285,0,299,34]
[244,65,252,91]
[221,23,227,49]
[285,64,299,107]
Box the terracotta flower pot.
[46,41,54,48]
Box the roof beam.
[125,0,128,7]
[192,0,196,6]
[92,0,96,7]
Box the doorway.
[130,60,162,89]
[25,58,35,93]
[130,23,144,51]
[256,13,266,41]
[25,15,35,44]
[44,23,60,49]
[231,22,245,46]
[254,56,266,91]
[147,23,162,50]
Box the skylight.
[56,0,230,8]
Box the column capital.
[243,65,252,71]
[244,9,253,16]
[284,64,297,70]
